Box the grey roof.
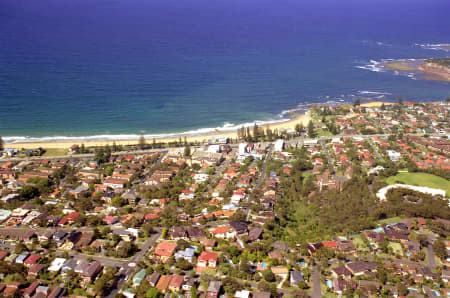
[290,271,304,283]
[146,272,161,286]
[207,281,221,293]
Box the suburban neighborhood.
[0,100,449,298]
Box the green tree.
[111,196,126,207]
[263,268,275,282]
[0,136,4,151]
[397,96,403,105]
[307,120,315,138]
[397,283,408,296]
[432,238,447,260]
[139,134,146,149]
[145,287,163,298]
[184,145,191,157]
[353,99,360,106]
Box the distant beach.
[5,113,311,149]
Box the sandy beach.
[5,113,311,150]
[360,101,394,108]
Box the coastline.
[381,59,450,82]
[5,113,311,150]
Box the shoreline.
[381,59,450,82]
[5,112,312,150]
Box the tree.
[184,145,191,157]
[353,99,360,106]
[295,123,303,135]
[145,287,163,298]
[0,136,4,151]
[139,134,146,149]
[263,268,275,282]
[253,124,260,139]
[397,283,408,296]
[432,238,447,260]
[111,196,126,207]
[190,287,199,298]
[417,234,428,247]
[397,96,403,105]
[307,120,315,138]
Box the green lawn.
[385,172,450,195]
[388,242,403,256]
[43,148,68,156]
[351,235,370,252]
[377,217,404,225]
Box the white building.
[274,139,284,152]
[48,258,67,272]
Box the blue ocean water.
[0,0,449,142]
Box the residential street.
[311,265,322,298]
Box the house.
[168,274,184,291]
[206,281,221,298]
[197,251,217,273]
[229,221,248,235]
[75,232,94,248]
[331,265,352,279]
[156,275,171,293]
[154,241,177,262]
[182,277,195,291]
[3,282,20,296]
[290,271,304,285]
[103,177,127,189]
[24,254,41,266]
[60,231,82,250]
[252,292,270,298]
[235,290,250,298]
[23,280,40,298]
[74,259,89,274]
[201,238,217,251]
[27,263,45,278]
[133,269,147,287]
[37,230,54,242]
[210,226,235,239]
[345,262,378,276]
[81,261,102,283]
[61,258,78,275]
[48,258,66,273]
[174,247,196,263]
[248,227,263,241]
[53,230,67,243]
[146,272,161,287]
[47,286,65,298]
[271,266,289,279]
[358,280,381,296]
[15,252,29,264]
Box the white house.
[48,258,67,272]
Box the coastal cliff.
[418,59,450,82]
[383,58,450,82]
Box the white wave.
[355,59,386,73]
[416,43,450,52]
[3,116,297,144]
[376,41,392,47]
[358,91,392,95]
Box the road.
[311,265,322,298]
[319,138,335,174]
[3,132,443,162]
[368,138,383,161]
[246,144,272,220]
[207,156,233,193]
[106,230,161,298]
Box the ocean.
[0,0,449,142]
